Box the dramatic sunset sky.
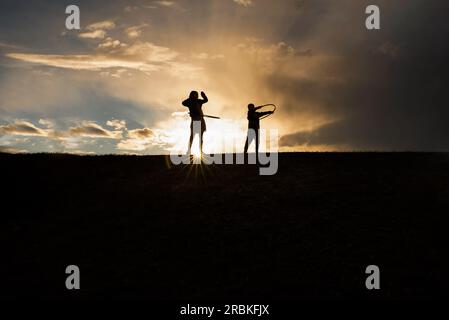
[1,0,448,154]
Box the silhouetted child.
[182,91,208,155]
[244,103,274,155]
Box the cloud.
[0,146,26,154]
[166,61,202,78]
[0,42,20,49]
[0,119,123,142]
[78,30,107,39]
[117,138,150,151]
[6,40,183,74]
[97,38,127,50]
[68,121,122,139]
[38,119,55,129]
[270,0,449,151]
[154,1,176,7]
[0,120,48,137]
[125,24,149,39]
[124,5,142,12]
[107,119,127,130]
[193,52,225,60]
[100,68,129,78]
[0,118,130,154]
[67,150,96,155]
[233,0,253,7]
[3,0,449,153]
[86,20,116,31]
[127,128,153,139]
[280,121,342,147]
[60,137,83,150]
[116,127,171,151]
[147,1,183,11]
[6,53,157,72]
[78,20,116,39]
[235,39,298,60]
[122,42,178,61]
[171,111,189,118]
[117,130,154,151]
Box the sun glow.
[159,116,247,155]
[191,147,202,159]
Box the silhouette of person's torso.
[184,99,204,120]
[248,110,261,129]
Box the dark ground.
[1,152,448,301]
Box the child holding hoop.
[244,103,274,156]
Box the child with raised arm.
[182,91,208,155]
[244,103,274,155]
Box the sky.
[0,0,448,154]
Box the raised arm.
[257,111,273,118]
[200,91,208,103]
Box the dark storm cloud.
[277,0,449,151]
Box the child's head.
[189,91,199,99]
[248,103,255,111]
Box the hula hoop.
[258,104,277,120]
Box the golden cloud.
[6,41,195,76]
[0,120,48,137]
[79,30,107,39]
[106,119,127,130]
[128,128,154,139]
[68,121,122,139]
[86,20,116,31]
[125,24,149,39]
[0,120,123,140]
[233,0,253,7]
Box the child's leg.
[187,123,194,154]
[199,130,204,154]
[245,128,257,153]
[255,129,260,154]
[199,119,205,154]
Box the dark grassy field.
[1,152,449,300]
